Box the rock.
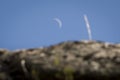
[0,40,120,80]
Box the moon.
[53,18,62,28]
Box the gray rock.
[0,40,120,80]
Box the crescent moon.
[53,18,62,28]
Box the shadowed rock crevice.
[0,40,120,80]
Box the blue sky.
[0,0,120,50]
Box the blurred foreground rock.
[0,40,120,80]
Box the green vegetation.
[53,54,61,66]
[31,69,39,80]
[63,66,75,80]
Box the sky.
[0,0,120,50]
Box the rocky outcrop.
[0,40,120,80]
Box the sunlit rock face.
[0,40,120,80]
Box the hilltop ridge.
[0,40,120,80]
